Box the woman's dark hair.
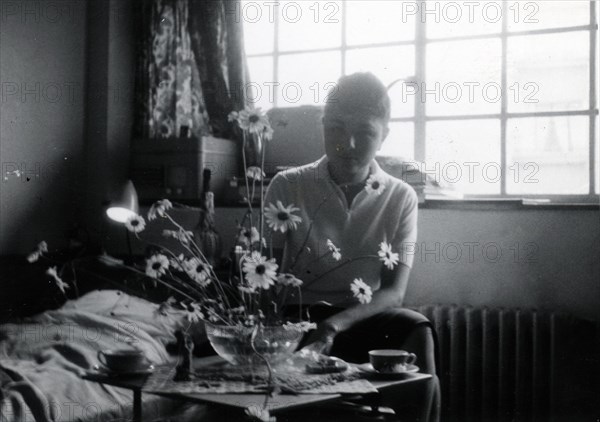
[324,72,391,123]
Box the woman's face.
[322,106,389,175]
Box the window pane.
[426,1,502,39]
[507,32,589,113]
[508,1,590,32]
[378,122,414,159]
[345,45,415,117]
[346,1,415,45]
[426,39,501,116]
[507,116,589,194]
[426,120,501,195]
[277,52,341,107]
[242,1,275,55]
[247,56,274,111]
[388,80,415,118]
[278,1,342,52]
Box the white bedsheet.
[0,290,207,422]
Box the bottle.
[194,169,222,267]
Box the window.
[242,1,598,200]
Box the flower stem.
[288,192,335,273]
[294,250,333,274]
[249,325,275,409]
[242,132,253,216]
[113,263,198,302]
[259,134,266,256]
[301,254,379,289]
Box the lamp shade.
[106,180,139,223]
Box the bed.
[0,289,213,422]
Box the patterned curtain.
[134,0,248,140]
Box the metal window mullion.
[414,16,426,162]
[500,2,509,195]
[244,24,595,60]
[424,110,595,121]
[424,24,593,45]
[589,0,597,194]
[273,3,280,108]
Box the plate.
[357,363,419,379]
[305,356,349,374]
[93,363,155,376]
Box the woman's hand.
[301,320,339,355]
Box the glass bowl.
[204,322,304,366]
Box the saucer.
[357,363,419,379]
[94,363,155,376]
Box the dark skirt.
[284,303,436,365]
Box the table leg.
[133,390,142,422]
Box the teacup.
[97,349,149,372]
[368,349,417,373]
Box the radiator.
[411,305,599,422]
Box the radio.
[130,136,239,204]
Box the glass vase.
[204,322,303,366]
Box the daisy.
[283,321,317,332]
[242,252,278,290]
[185,302,204,323]
[155,297,177,317]
[263,125,274,141]
[245,406,275,422]
[237,107,269,135]
[350,278,373,304]
[227,110,239,123]
[264,201,302,233]
[378,242,400,270]
[145,254,169,278]
[237,226,260,246]
[246,166,265,181]
[37,241,48,253]
[27,241,49,263]
[326,239,342,261]
[184,257,212,287]
[277,273,303,287]
[169,254,186,271]
[229,306,245,315]
[162,229,193,245]
[206,307,220,323]
[46,266,69,293]
[238,285,256,294]
[365,174,386,195]
[27,251,40,263]
[147,199,173,221]
[125,214,146,233]
[243,315,257,327]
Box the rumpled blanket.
[0,290,192,422]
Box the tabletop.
[83,355,432,414]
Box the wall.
[84,0,135,243]
[0,0,88,254]
[0,0,135,255]
[105,204,599,322]
[407,207,600,321]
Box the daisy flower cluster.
[27,107,404,331]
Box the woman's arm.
[303,261,411,352]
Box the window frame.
[244,1,599,203]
